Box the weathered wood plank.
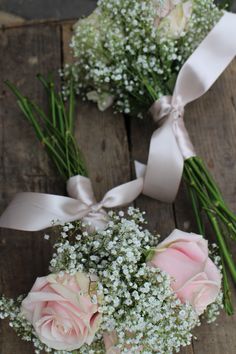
[62,22,74,64]
[76,102,131,200]
[174,60,236,354]
[0,24,62,353]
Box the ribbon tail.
[100,178,144,208]
[173,12,236,106]
[0,192,89,231]
[141,117,184,203]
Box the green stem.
[65,131,72,177]
[187,158,222,201]
[69,80,75,132]
[209,213,236,283]
[18,100,44,141]
[221,256,234,316]
[43,138,69,173]
[193,157,224,199]
[186,183,205,236]
[185,169,236,282]
[184,164,236,237]
[7,76,88,181]
[56,103,65,135]
[183,158,236,313]
[187,157,236,226]
[50,82,56,128]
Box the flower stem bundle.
[184,157,236,314]
[6,75,87,181]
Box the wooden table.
[0,19,236,354]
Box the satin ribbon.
[0,175,143,232]
[136,11,236,203]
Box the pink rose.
[148,229,221,315]
[21,272,102,351]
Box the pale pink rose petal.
[23,291,66,303]
[40,321,55,341]
[148,229,222,315]
[171,240,207,263]
[21,272,101,351]
[150,246,206,290]
[158,229,208,255]
[29,276,49,292]
[205,258,222,286]
[193,282,220,315]
[177,272,220,314]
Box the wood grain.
[0,24,62,354]
[0,19,236,354]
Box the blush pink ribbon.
[136,11,236,203]
[0,175,143,231]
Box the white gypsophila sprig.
[63,0,222,116]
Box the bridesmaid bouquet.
[64,0,221,115]
[64,0,236,313]
[0,78,223,353]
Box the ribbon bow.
[0,175,143,232]
[136,11,236,203]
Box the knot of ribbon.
[0,175,144,232]
[136,11,236,203]
[150,95,196,160]
[150,95,184,123]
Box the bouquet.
[64,0,236,313]
[0,78,223,353]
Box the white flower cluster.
[0,208,223,353]
[50,208,199,353]
[64,0,222,116]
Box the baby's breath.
[64,0,222,116]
